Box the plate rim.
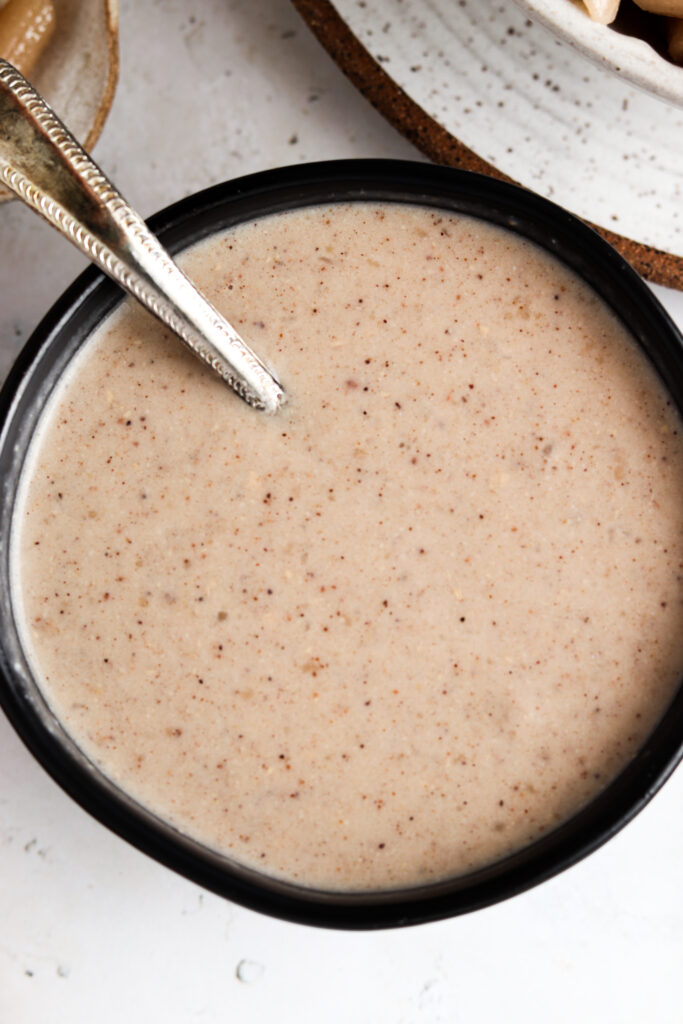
[514,0,683,109]
[291,0,683,292]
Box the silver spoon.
[0,58,285,414]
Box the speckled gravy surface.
[12,204,683,890]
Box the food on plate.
[582,0,620,24]
[580,0,683,62]
[632,0,683,12]
[668,15,683,58]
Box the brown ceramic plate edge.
[291,0,683,292]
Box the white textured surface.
[1,2,683,1022]
[333,0,683,257]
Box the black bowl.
[1,160,682,930]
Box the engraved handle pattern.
[0,59,285,413]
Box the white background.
[1,3,682,1022]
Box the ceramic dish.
[516,0,683,106]
[292,0,683,289]
[1,161,682,929]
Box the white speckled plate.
[324,0,683,261]
[517,0,683,107]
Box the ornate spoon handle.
[0,59,285,413]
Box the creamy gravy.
[12,203,683,889]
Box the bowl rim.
[1,158,683,930]
[513,0,683,108]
